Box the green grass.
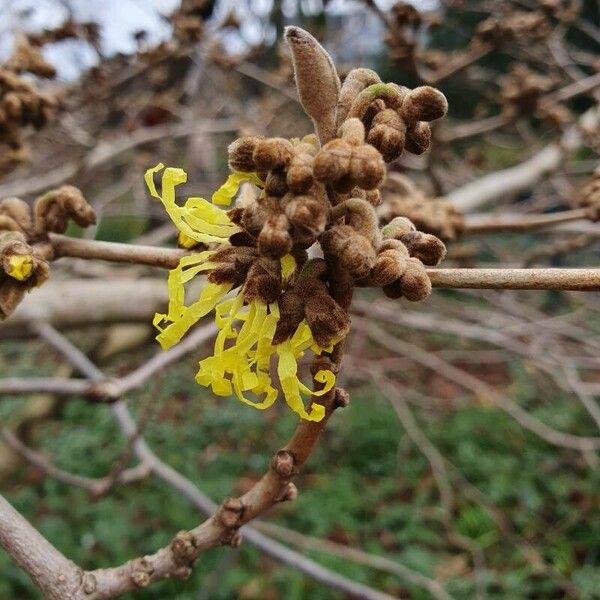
[1,337,599,599]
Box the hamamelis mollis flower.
[145,163,337,422]
[144,27,449,423]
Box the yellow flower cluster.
[146,164,335,422]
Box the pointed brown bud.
[228,136,261,172]
[302,279,350,348]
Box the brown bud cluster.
[273,259,350,348]
[0,186,95,318]
[227,134,329,257]
[336,70,447,163]
[473,12,551,47]
[207,31,449,353]
[500,64,569,125]
[0,231,49,318]
[379,174,465,241]
[0,34,65,174]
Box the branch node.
[170,531,197,567]
[334,387,351,408]
[130,557,154,588]
[279,481,298,503]
[216,496,245,529]
[271,450,297,479]
[81,572,97,594]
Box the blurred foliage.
[1,332,598,599]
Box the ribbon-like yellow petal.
[212,172,265,206]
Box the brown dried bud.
[320,224,377,280]
[264,169,289,197]
[243,258,282,304]
[337,68,382,127]
[0,280,26,319]
[314,138,385,193]
[287,140,317,194]
[367,108,407,163]
[282,189,328,247]
[402,231,446,266]
[258,212,292,258]
[361,247,408,287]
[228,136,261,172]
[404,122,432,155]
[273,288,305,344]
[253,137,293,172]
[400,86,448,123]
[383,256,431,301]
[0,197,33,235]
[34,185,96,235]
[382,216,417,239]
[302,279,350,348]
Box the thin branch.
[256,521,454,600]
[0,429,149,496]
[427,268,600,291]
[464,208,591,234]
[357,320,600,452]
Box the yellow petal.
[212,172,265,206]
[6,255,33,281]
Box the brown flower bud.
[264,169,288,197]
[258,212,292,258]
[0,197,33,235]
[243,258,282,304]
[400,86,448,123]
[382,216,417,239]
[34,185,96,235]
[0,280,26,319]
[398,257,431,301]
[282,189,328,246]
[402,231,446,266]
[404,122,431,155]
[337,68,382,127]
[287,141,317,194]
[228,136,261,172]
[361,247,408,287]
[273,288,305,344]
[253,138,293,172]
[320,224,377,280]
[314,138,385,193]
[302,279,350,348]
[366,108,407,162]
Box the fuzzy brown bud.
[400,86,448,123]
[258,212,292,258]
[302,279,350,348]
[228,136,261,172]
[264,170,288,197]
[402,231,446,266]
[243,258,282,304]
[282,188,328,247]
[287,141,317,194]
[34,185,96,235]
[0,197,33,235]
[320,224,377,280]
[367,109,407,162]
[404,122,432,155]
[253,138,294,172]
[273,288,305,344]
